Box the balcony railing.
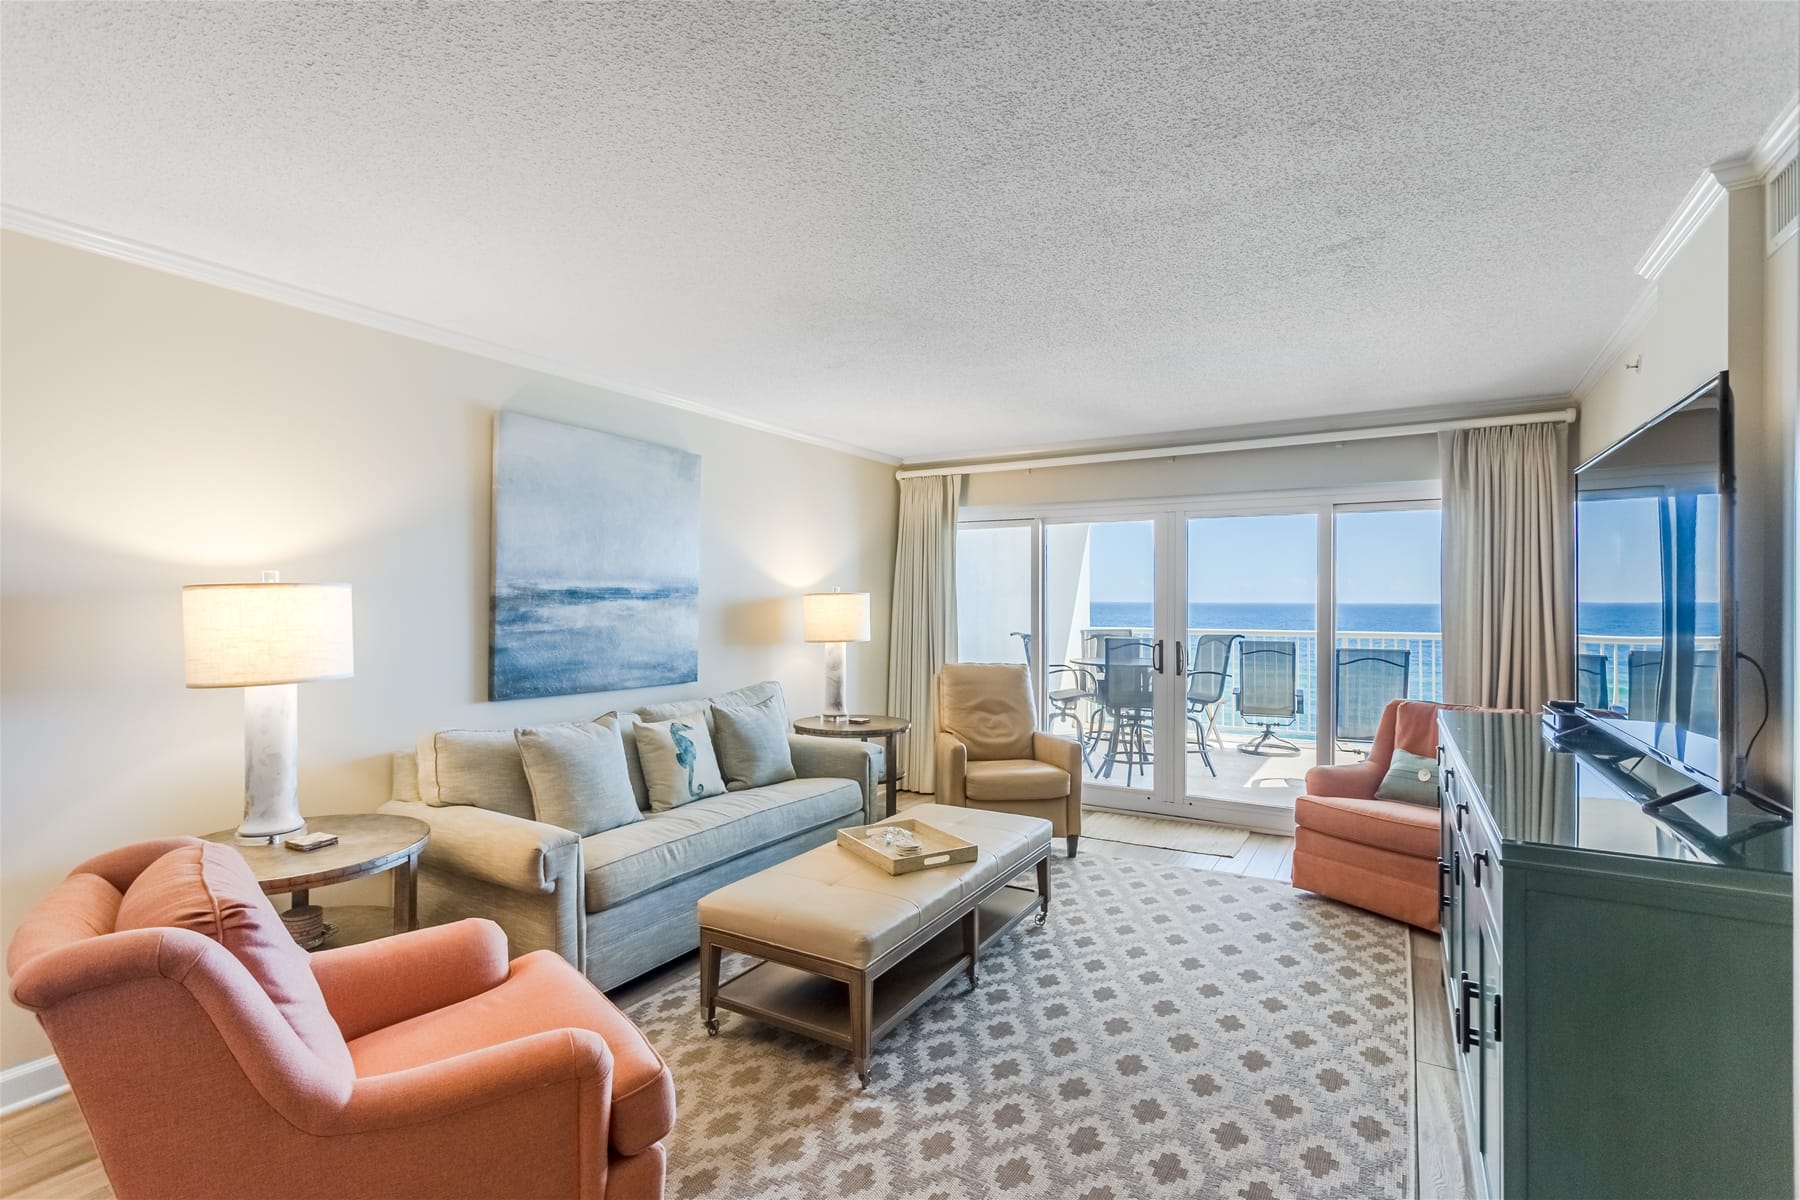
[1060,627,1672,741]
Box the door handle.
[1460,975,1482,1050]
[1174,640,1186,676]
[1472,850,1490,888]
[1152,640,1164,674]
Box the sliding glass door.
[954,489,1441,827]
[1332,505,1444,757]
[1044,517,1165,800]
[1181,513,1320,813]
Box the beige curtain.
[1441,422,1575,710]
[886,474,960,793]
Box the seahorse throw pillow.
[637,717,727,811]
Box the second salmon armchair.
[935,663,1083,857]
[7,837,675,1200]
[1292,698,1450,931]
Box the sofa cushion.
[115,841,354,1077]
[938,664,1037,761]
[596,711,650,810]
[415,728,536,821]
[712,693,798,791]
[1295,792,1439,859]
[635,680,786,734]
[963,759,1071,802]
[517,721,642,837]
[582,778,862,913]
[346,950,675,1157]
[637,717,727,810]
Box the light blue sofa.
[382,682,878,990]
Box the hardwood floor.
[0,806,1473,1200]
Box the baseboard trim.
[0,1055,68,1116]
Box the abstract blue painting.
[490,412,700,701]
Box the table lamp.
[803,589,870,720]
[183,571,354,844]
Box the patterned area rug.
[1080,807,1251,858]
[627,857,1412,1200]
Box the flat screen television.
[1574,372,1735,793]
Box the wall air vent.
[1769,154,1798,253]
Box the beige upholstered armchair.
[935,663,1083,857]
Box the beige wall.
[0,232,898,1067]
[1577,206,1731,462]
[1574,190,1797,804]
[962,434,1440,510]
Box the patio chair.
[1235,639,1304,756]
[1625,647,1719,735]
[1690,649,1719,737]
[1627,650,1661,720]
[1577,652,1610,709]
[1097,637,1154,786]
[1184,633,1240,776]
[1014,631,1097,746]
[1081,627,1134,660]
[1333,648,1410,757]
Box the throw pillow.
[712,694,799,790]
[636,717,727,810]
[116,841,354,1074]
[1375,748,1441,807]
[516,721,643,837]
[414,729,536,821]
[596,711,651,810]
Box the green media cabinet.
[1435,710,1792,1200]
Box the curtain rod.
[894,407,1578,479]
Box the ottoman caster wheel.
[857,1071,870,1089]
[1034,908,1049,927]
[705,1017,720,1037]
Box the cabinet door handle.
[1456,801,1468,831]
[1437,858,1450,910]
[1460,975,1481,1051]
[1473,850,1489,888]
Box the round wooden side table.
[203,813,428,951]
[792,715,911,818]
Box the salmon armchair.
[6,837,675,1200]
[935,663,1083,857]
[1292,699,1451,931]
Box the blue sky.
[1576,494,1719,604]
[1086,510,1443,605]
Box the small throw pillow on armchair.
[637,717,728,810]
[1375,748,1441,807]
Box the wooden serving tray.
[836,819,977,875]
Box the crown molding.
[1571,284,1657,400]
[1752,94,1799,175]
[1707,96,1798,191]
[896,393,1571,470]
[1634,171,1726,281]
[0,206,901,466]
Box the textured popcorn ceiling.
[3,3,1795,462]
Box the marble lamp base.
[237,683,307,845]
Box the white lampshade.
[803,591,871,643]
[183,579,354,688]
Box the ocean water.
[491,584,699,701]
